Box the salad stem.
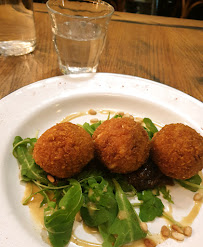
[162,211,183,227]
[176,180,203,190]
[33,180,70,190]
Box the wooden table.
[0,3,203,102]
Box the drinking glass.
[46,0,114,74]
[0,0,36,56]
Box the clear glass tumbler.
[0,0,36,56]
[46,0,114,74]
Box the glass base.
[0,40,36,56]
[60,64,98,74]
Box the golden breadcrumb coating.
[151,123,203,179]
[33,122,94,178]
[92,118,150,174]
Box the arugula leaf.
[80,176,118,227]
[90,121,102,130]
[13,136,49,184]
[76,163,106,182]
[176,174,202,192]
[44,179,83,247]
[82,122,95,136]
[138,190,164,222]
[80,176,118,247]
[108,179,146,247]
[52,188,66,207]
[98,224,116,247]
[22,183,49,207]
[113,174,137,196]
[32,180,72,207]
[157,186,174,204]
[113,114,123,118]
[39,188,50,207]
[82,121,102,136]
[143,118,158,139]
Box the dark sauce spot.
[125,158,174,191]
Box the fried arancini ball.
[33,122,94,178]
[151,123,203,180]
[92,118,150,174]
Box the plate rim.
[1,72,202,106]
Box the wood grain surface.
[0,3,202,102]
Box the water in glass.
[53,21,106,74]
[0,0,36,56]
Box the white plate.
[0,73,202,247]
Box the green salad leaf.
[80,174,118,247]
[176,174,202,192]
[75,163,106,182]
[44,179,83,247]
[108,179,146,247]
[157,186,174,204]
[13,136,49,184]
[143,118,158,139]
[80,176,118,227]
[113,114,123,118]
[82,121,102,136]
[22,184,50,207]
[98,224,116,247]
[138,190,164,222]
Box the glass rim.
[46,0,115,19]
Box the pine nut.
[90,118,99,123]
[47,175,55,183]
[134,117,143,123]
[161,225,170,238]
[171,231,184,241]
[172,224,183,234]
[123,113,134,120]
[144,238,156,247]
[88,109,97,115]
[75,212,82,222]
[193,193,203,201]
[140,222,148,232]
[183,226,192,237]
